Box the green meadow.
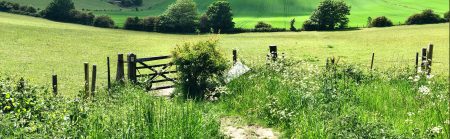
[5,0,449,28]
[0,12,448,96]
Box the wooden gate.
[126,53,177,91]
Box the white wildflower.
[418,85,430,95]
[407,112,415,117]
[430,126,442,134]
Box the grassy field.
[0,12,448,96]
[5,0,449,28]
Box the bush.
[159,0,199,33]
[255,21,272,29]
[0,1,39,16]
[42,0,75,22]
[143,16,160,32]
[444,11,449,22]
[205,1,235,33]
[370,16,393,27]
[93,15,115,28]
[406,9,445,25]
[124,16,144,31]
[172,39,229,99]
[69,10,95,25]
[119,0,143,7]
[308,0,351,30]
[302,19,319,31]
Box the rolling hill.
[0,12,448,96]
[4,0,449,28]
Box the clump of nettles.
[172,39,229,99]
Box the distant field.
[5,0,449,28]
[0,12,448,96]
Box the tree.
[93,15,115,28]
[42,0,75,21]
[290,18,296,31]
[158,0,198,33]
[370,16,393,27]
[367,17,372,27]
[406,9,445,25]
[309,0,350,30]
[205,1,234,33]
[124,16,144,31]
[198,14,211,33]
[143,16,160,32]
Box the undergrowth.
[219,58,449,138]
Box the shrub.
[93,15,115,28]
[119,0,143,7]
[198,14,211,33]
[69,10,95,25]
[370,16,393,27]
[0,2,39,16]
[290,18,297,31]
[253,27,286,32]
[159,0,198,33]
[444,11,449,22]
[143,16,160,32]
[124,16,144,31]
[406,9,445,25]
[42,0,75,22]
[255,21,272,29]
[205,1,235,33]
[302,19,319,31]
[172,39,229,99]
[308,0,351,30]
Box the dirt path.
[221,117,279,139]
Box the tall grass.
[0,81,222,138]
[217,58,449,138]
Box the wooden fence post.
[52,74,57,96]
[84,62,89,98]
[269,45,278,61]
[91,64,97,97]
[232,49,237,64]
[427,44,434,75]
[415,52,419,73]
[127,53,137,83]
[421,48,427,71]
[370,53,375,70]
[116,53,125,83]
[107,57,111,92]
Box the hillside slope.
[0,12,448,96]
[4,0,448,28]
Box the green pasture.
[4,0,448,28]
[0,12,448,96]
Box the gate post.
[127,53,137,83]
[116,53,125,83]
[269,45,278,61]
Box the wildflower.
[411,76,420,82]
[418,85,430,95]
[407,112,414,117]
[430,126,442,134]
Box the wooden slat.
[136,71,177,77]
[136,63,172,70]
[150,85,175,91]
[136,55,171,62]
[150,78,177,84]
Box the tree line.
[1,0,448,33]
